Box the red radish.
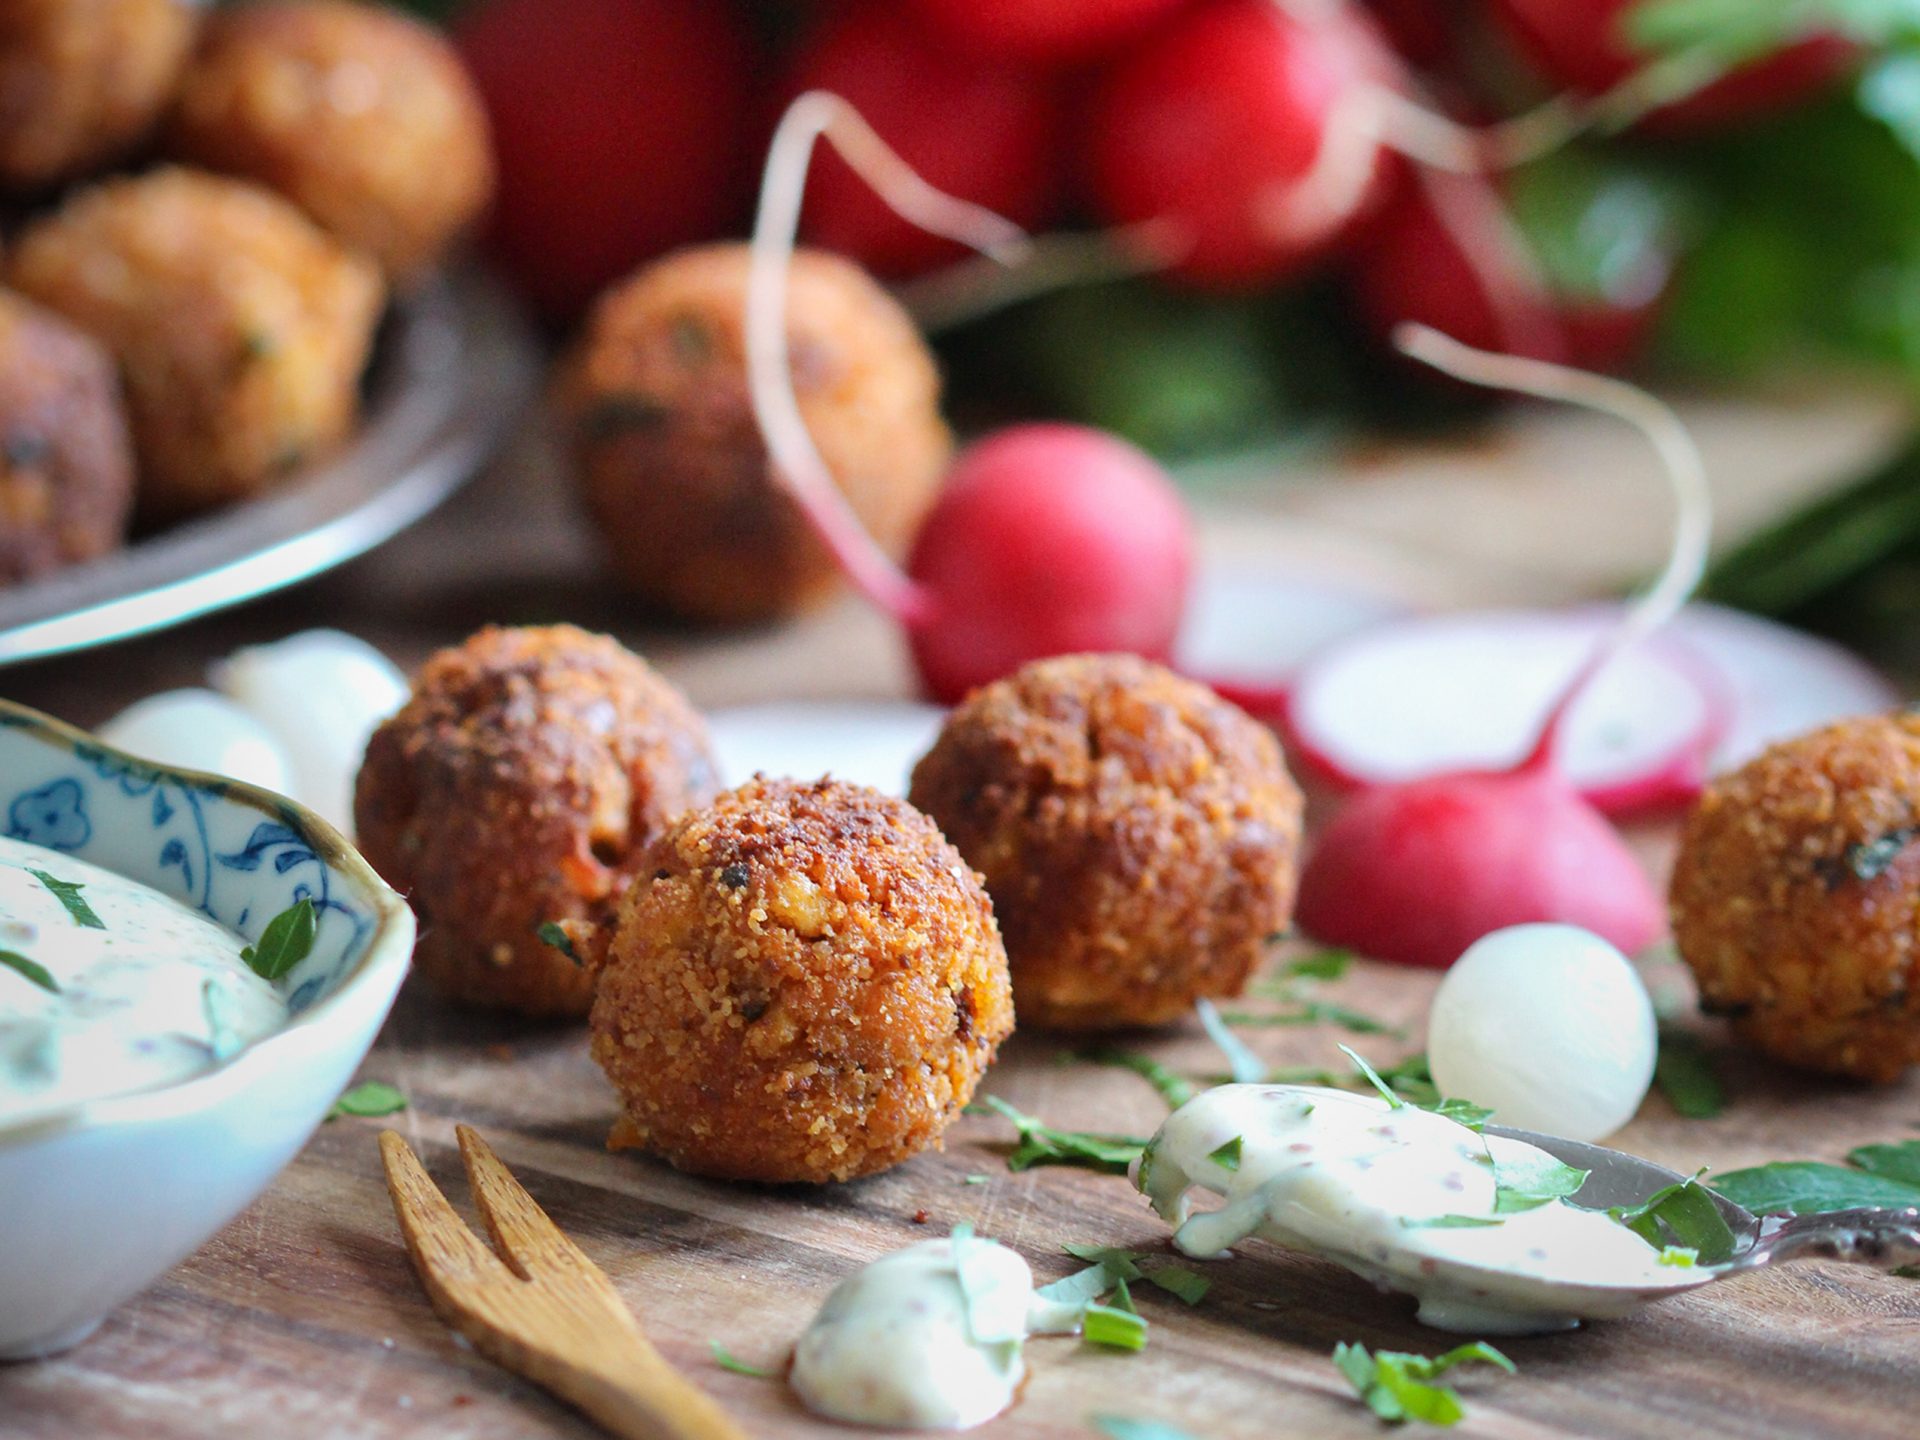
[746,93,1194,702]
[1296,325,1712,968]
[1488,0,1858,134]
[905,425,1194,701]
[1284,611,1725,815]
[783,6,1066,277]
[1364,0,1459,71]
[455,0,753,319]
[1085,0,1408,289]
[908,0,1192,64]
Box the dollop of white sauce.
[1136,1085,1690,1334]
[0,836,287,1124]
[791,1236,1044,1430]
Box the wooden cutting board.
[3,384,1919,1440]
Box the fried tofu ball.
[166,0,495,284]
[909,654,1303,1031]
[8,168,384,519]
[554,242,948,624]
[589,777,1013,1183]
[1671,714,1920,1083]
[0,290,134,583]
[0,0,198,191]
[355,625,719,1018]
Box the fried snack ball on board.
[355,625,719,1018]
[8,168,384,520]
[166,0,494,284]
[589,776,1013,1183]
[553,242,948,624]
[1671,713,1920,1083]
[0,0,198,191]
[909,653,1303,1031]
[0,290,134,584]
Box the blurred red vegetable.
[1086,0,1405,291]
[907,0,1192,65]
[455,0,755,320]
[1487,0,1857,133]
[783,6,1065,277]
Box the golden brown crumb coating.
[553,242,948,624]
[909,654,1303,1031]
[1671,713,1920,1083]
[589,776,1013,1183]
[166,0,494,283]
[0,0,198,190]
[355,625,719,1018]
[8,168,384,520]
[0,290,134,584]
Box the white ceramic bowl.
[0,699,413,1359]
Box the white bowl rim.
[0,697,414,1149]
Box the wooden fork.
[380,1125,748,1440]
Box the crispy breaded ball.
[553,242,948,624]
[589,776,1013,1183]
[0,0,198,190]
[166,0,494,284]
[8,168,384,519]
[1671,713,1920,1083]
[909,653,1303,1031]
[0,290,134,584]
[355,625,719,1018]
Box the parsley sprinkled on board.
[0,949,58,993]
[241,898,317,981]
[709,1340,780,1378]
[1076,1048,1197,1109]
[973,1096,1147,1174]
[1653,1025,1725,1118]
[1332,1340,1515,1426]
[328,1080,407,1120]
[1082,1301,1148,1351]
[29,869,103,929]
[1196,998,1265,1083]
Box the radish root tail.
[1393,322,1713,772]
[747,91,1031,625]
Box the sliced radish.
[706,700,947,798]
[1283,610,1724,813]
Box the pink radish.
[1283,610,1726,815]
[1296,324,1712,968]
[746,93,1195,702]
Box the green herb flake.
[1062,1244,1143,1280]
[329,1080,407,1120]
[1332,1340,1515,1426]
[1078,1048,1196,1109]
[1339,1044,1405,1110]
[973,1096,1147,1175]
[1090,1415,1197,1440]
[1653,1025,1725,1118]
[963,1173,990,1185]
[1491,1149,1590,1214]
[29,870,104,930]
[1713,1154,1920,1215]
[1082,1301,1148,1352]
[1658,1246,1699,1267]
[1609,1174,1737,1264]
[202,980,241,1061]
[240,898,317,982]
[1428,1097,1494,1132]
[709,1340,780,1379]
[1846,826,1919,881]
[1143,1265,1211,1306]
[1401,1214,1505,1230]
[0,949,58,994]
[1035,1262,1124,1312]
[1207,1136,1243,1172]
[536,920,578,964]
[1195,998,1265,1084]
[1281,948,1355,982]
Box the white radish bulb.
[98,689,298,795]
[213,629,409,833]
[1426,923,1656,1142]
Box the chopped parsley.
[974,1096,1147,1175]
[1490,1148,1589,1213]
[1401,1214,1504,1230]
[1219,1002,1401,1036]
[241,898,317,981]
[1044,1246,1210,1313]
[963,1173,990,1185]
[0,949,58,993]
[1609,1174,1737,1264]
[328,1080,407,1120]
[1207,1136,1243,1172]
[1658,1246,1699,1267]
[1145,1265,1210,1306]
[1332,1340,1515,1426]
[1714,1140,1920,1215]
[1195,998,1265,1083]
[1653,1025,1725,1118]
[1082,1301,1148,1351]
[1076,1048,1196,1109]
[30,870,103,930]
[1340,1044,1405,1110]
[535,920,578,963]
[709,1340,779,1378]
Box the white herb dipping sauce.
[1137,1085,1687,1334]
[791,1235,1048,1430]
[0,836,287,1124]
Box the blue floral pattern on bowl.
[0,706,371,1014]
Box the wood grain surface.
[3,394,1918,1439]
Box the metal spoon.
[1353,1126,1920,1334]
